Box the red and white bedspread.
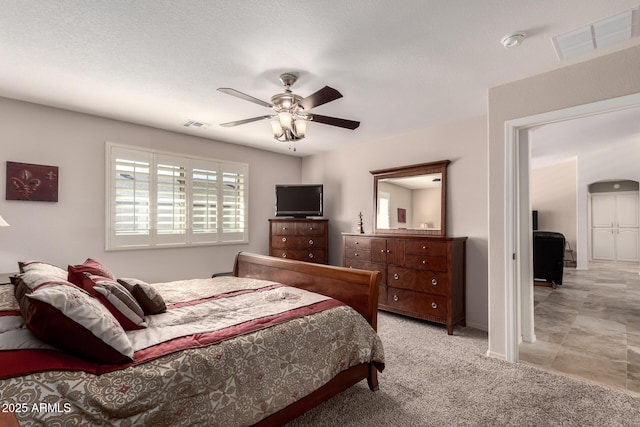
[0,277,384,426]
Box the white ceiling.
[1,0,639,158]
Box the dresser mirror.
[371,160,450,236]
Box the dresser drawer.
[387,266,449,296]
[295,221,326,235]
[404,254,447,272]
[271,222,297,235]
[272,235,325,249]
[343,248,372,262]
[344,258,373,270]
[271,249,325,263]
[404,240,448,257]
[344,236,373,250]
[386,288,447,318]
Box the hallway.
[519,262,640,395]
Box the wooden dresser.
[343,233,467,334]
[269,218,328,264]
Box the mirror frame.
[371,160,450,236]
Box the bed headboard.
[233,252,381,330]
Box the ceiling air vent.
[183,120,209,128]
[552,6,640,60]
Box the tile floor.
[519,261,640,395]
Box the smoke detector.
[501,33,526,48]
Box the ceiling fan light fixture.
[293,118,307,138]
[278,111,293,130]
[270,119,284,138]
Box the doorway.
[503,92,640,363]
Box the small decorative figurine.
[356,212,364,234]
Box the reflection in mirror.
[371,160,449,236]
[377,173,442,230]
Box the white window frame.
[105,142,248,251]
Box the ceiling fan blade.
[217,88,272,108]
[298,86,343,110]
[308,114,360,130]
[220,115,274,127]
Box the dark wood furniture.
[233,252,381,426]
[343,234,466,334]
[269,218,328,264]
[344,159,468,334]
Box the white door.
[591,192,639,262]
[592,228,616,260]
[617,229,639,262]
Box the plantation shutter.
[191,160,219,243]
[220,163,248,243]
[108,147,152,249]
[106,143,248,250]
[155,155,188,245]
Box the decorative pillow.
[67,258,115,287]
[117,278,167,315]
[18,269,80,292]
[82,275,146,330]
[18,261,68,281]
[15,280,134,364]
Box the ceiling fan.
[218,73,360,150]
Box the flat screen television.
[275,184,323,218]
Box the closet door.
[617,229,639,262]
[616,193,639,261]
[591,192,639,262]
[592,194,616,261]
[592,228,616,261]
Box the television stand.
[269,218,328,264]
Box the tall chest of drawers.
[343,233,467,334]
[269,219,328,264]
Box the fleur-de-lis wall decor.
[6,161,58,202]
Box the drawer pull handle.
[308,253,314,259]
[309,227,314,230]
[431,302,438,309]
[282,227,287,231]
[355,241,359,245]
[393,273,400,280]
[309,239,314,245]
[423,246,426,250]
[355,253,359,257]
[422,260,427,265]
[381,249,385,253]
[282,253,287,258]
[282,237,287,242]
[431,278,438,286]
[393,295,399,302]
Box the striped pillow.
[82,274,146,330]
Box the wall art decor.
[397,208,406,223]
[6,161,59,202]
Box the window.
[106,143,248,250]
[377,191,391,229]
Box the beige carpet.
[288,312,640,426]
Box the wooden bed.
[234,252,382,426]
[0,252,383,426]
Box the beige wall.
[488,44,640,359]
[531,159,577,252]
[0,97,301,281]
[302,115,488,330]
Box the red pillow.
[14,278,133,364]
[81,274,146,330]
[68,258,114,287]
